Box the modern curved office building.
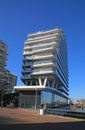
[15,28,69,109]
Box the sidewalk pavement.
[0,107,85,130]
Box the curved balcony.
[22,68,32,74]
[33,53,56,61]
[32,61,56,68]
[22,62,32,68]
[24,42,58,50]
[31,68,56,76]
[25,36,57,44]
[23,46,57,55]
[28,32,59,41]
[32,46,56,55]
[21,76,31,81]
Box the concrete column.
[35,89,37,110]
[39,78,42,86]
[19,92,22,108]
[43,77,47,86]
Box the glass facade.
[19,91,41,109]
[18,90,68,109]
[41,91,68,108]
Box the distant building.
[0,40,8,69]
[0,68,17,94]
[15,28,69,109]
[0,40,8,100]
[0,40,17,101]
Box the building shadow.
[0,121,85,130]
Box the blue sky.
[0,0,85,99]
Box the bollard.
[40,108,44,115]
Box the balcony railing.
[24,41,58,50]
[25,36,57,44]
[33,60,55,65]
[21,75,31,79]
[32,68,56,73]
[22,62,32,67]
[23,46,57,55]
[32,46,56,54]
[28,33,59,42]
[23,52,56,61]
[22,68,31,73]
[33,52,55,57]
[32,45,55,51]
